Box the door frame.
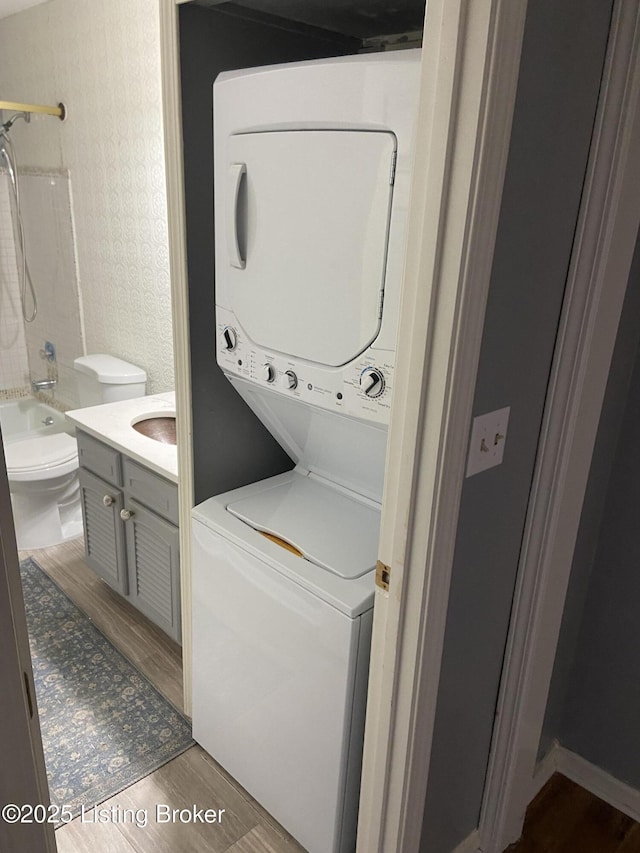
[477,2,640,850]
[160,0,528,847]
[0,437,56,853]
[356,0,528,849]
[159,0,195,714]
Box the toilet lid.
[5,433,78,474]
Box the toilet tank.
[74,354,147,407]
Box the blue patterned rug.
[20,557,193,820]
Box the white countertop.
[65,392,178,483]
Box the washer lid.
[226,474,380,580]
[5,432,78,473]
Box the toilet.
[6,354,147,550]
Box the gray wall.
[419,0,613,850]
[538,231,640,785]
[540,232,640,762]
[179,5,357,505]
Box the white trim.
[529,742,559,802]
[158,0,194,715]
[555,746,640,824]
[529,743,640,826]
[478,3,640,851]
[357,0,527,849]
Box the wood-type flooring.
[507,772,640,853]
[23,542,640,853]
[20,538,304,853]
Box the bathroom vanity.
[66,393,181,644]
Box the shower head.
[0,111,30,135]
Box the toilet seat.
[6,433,78,482]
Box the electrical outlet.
[466,406,510,477]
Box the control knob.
[360,367,385,398]
[281,370,298,390]
[221,326,237,351]
[261,363,275,383]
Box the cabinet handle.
[103,495,115,507]
[120,508,134,521]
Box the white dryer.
[192,50,421,853]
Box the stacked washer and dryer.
[192,51,421,853]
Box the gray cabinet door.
[78,468,128,595]
[123,498,181,642]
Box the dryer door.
[224,130,396,366]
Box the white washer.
[193,471,375,853]
[192,51,421,853]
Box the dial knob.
[222,326,237,351]
[261,363,275,383]
[281,370,298,390]
[360,367,385,398]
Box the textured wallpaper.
[0,0,174,399]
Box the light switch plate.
[466,406,510,477]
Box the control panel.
[216,307,394,426]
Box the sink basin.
[132,415,177,445]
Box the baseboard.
[451,828,481,853]
[529,740,560,801]
[554,745,640,823]
[486,742,640,850]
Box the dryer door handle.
[227,163,246,269]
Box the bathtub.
[1,397,82,549]
[0,397,69,444]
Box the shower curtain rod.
[0,100,65,119]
